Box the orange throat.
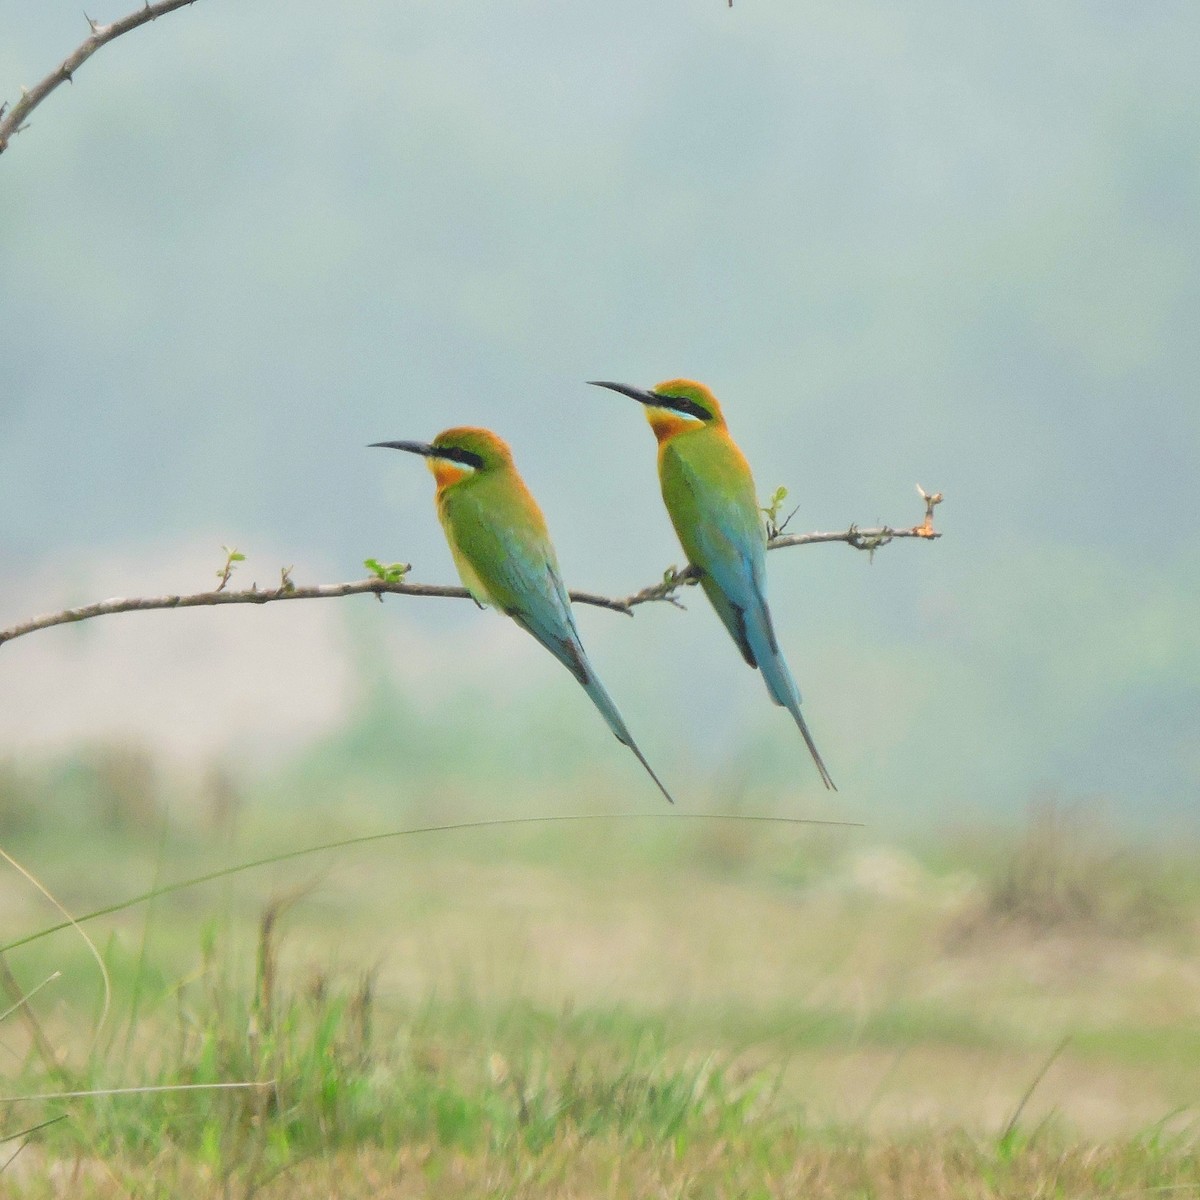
[646,409,696,443]
[429,459,473,491]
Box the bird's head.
[370,426,513,489]
[588,378,725,442]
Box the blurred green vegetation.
[1,743,1198,1194]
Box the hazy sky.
[2,2,1197,827]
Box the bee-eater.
[371,426,675,804]
[589,379,836,791]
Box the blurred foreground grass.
[1,753,1198,1197]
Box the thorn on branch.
[1,0,200,162]
[774,503,800,539]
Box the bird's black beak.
[369,439,436,457]
[587,380,662,407]
[587,380,711,421]
[370,440,486,470]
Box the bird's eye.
[438,447,485,469]
[666,398,710,421]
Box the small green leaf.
[364,558,409,583]
[760,485,788,523]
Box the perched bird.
[589,379,836,791]
[371,426,675,804]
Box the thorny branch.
[0,490,943,649]
[0,1,201,157]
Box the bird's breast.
[436,500,496,608]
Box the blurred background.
[1,5,1199,1177]
[2,0,1197,830]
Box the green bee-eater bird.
[589,379,836,791]
[371,426,675,804]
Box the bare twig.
[0,1,202,157]
[0,577,475,648]
[0,493,942,648]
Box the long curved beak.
[587,380,661,406]
[369,440,436,456]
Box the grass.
[9,1129,1200,1199]
[1,776,1198,1196]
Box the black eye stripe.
[654,394,712,421]
[437,446,485,469]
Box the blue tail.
[580,669,676,805]
[505,594,676,805]
[741,580,837,792]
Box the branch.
[0,1,201,157]
[0,490,943,650]
[609,485,943,610]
